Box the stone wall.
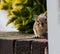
[0,32,48,54]
[0,38,48,54]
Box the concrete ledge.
[0,33,48,54]
[0,32,34,40]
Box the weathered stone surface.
[15,39,31,54]
[0,32,34,37]
[32,39,48,54]
[0,36,48,54]
[0,39,14,54]
[0,32,34,40]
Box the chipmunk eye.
[45,19,47,24]
[45,19,47,21]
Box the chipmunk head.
[36,12,47,29]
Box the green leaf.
[0,0,47,33]
[6,15,17,26]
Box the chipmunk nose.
[41,23,44,27]
[40,23,44,29]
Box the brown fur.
[33,12,47,38]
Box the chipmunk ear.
[33,15,38,21]
[44,11,47,18]
[36,16,38,20]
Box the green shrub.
[0,0,47,33]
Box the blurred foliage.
[0,0,47,33]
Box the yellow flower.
[22,20,29,26]
[5,0,12,3]
[0,4,3,10]
[23,0,28,4]
[22,20,25,26]
[12,3,23,8]
[13,0,22,5]
[14,24,21,29]
[13,6,23,11]
[11,5,23,15]
[8,9,12,16]
[15,0,28,4]
[12,0,28,5]
[0,1,8,10]
[25,20,29,25]
[1,1,7,5]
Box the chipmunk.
[33,12,47,39]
